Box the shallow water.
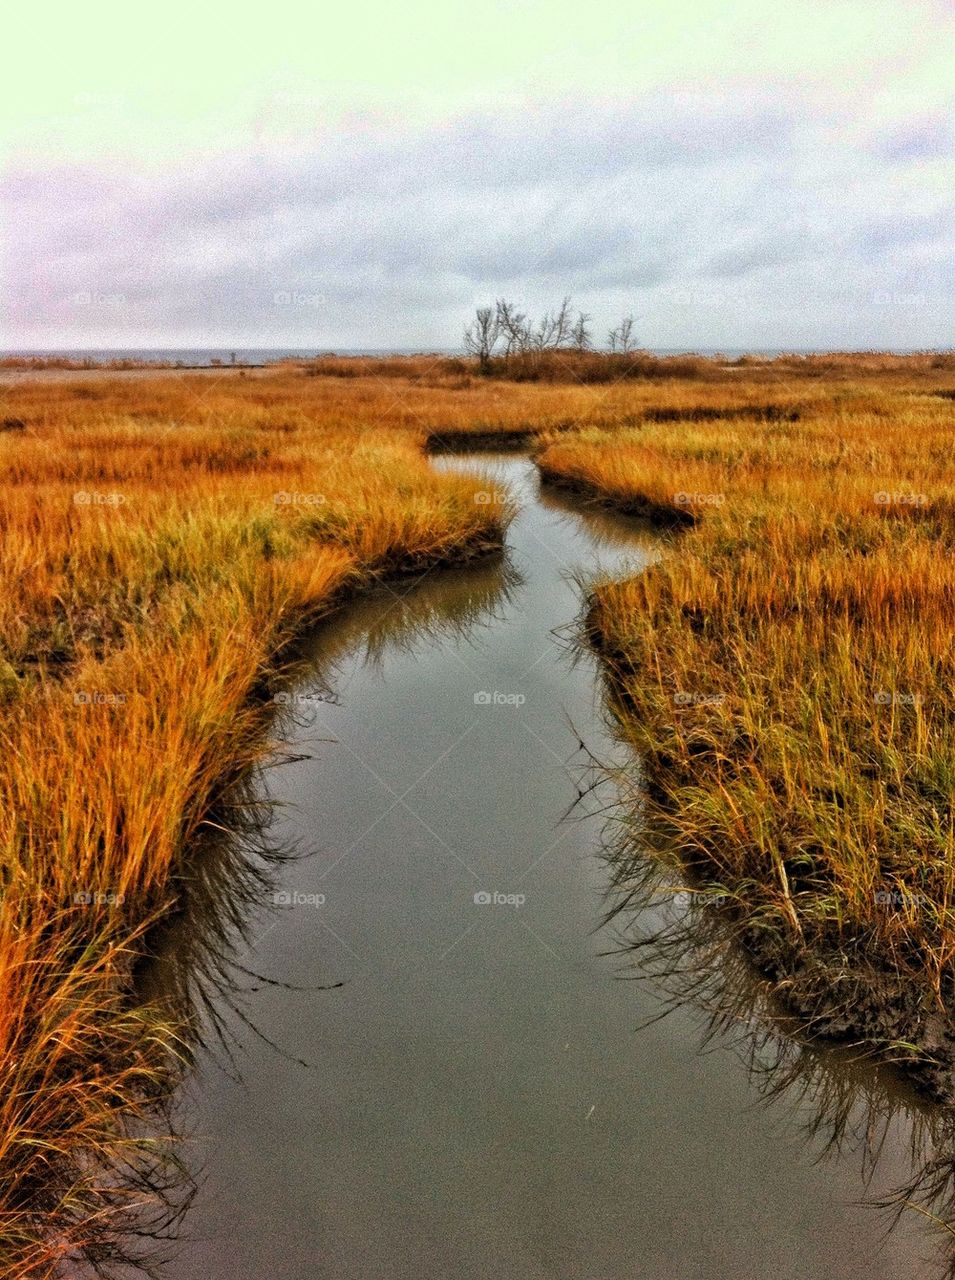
[158,455,943,1279]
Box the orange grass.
[0,367,517,1276]
[538,382,955,1084]
[3,356,955,1271]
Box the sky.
[2,0,953,351]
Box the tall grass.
[0,370,512,1275]
[538,388,955,1090]
[4,357,955,1270]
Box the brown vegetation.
[3,352,955,1270]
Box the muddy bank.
[537,461,697,527]
[425,418,582,454]
[426,427,537,452]
[641,402,802,423]
[584,601,955,1104]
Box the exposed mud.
[537,462,697,527]
[641,402,802,423]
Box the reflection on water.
[299,550,523,677]
[129,455,954,1279]
[538,483,669,561]
[598,808,955,1273]
[121,529,526,1275]
[141,552,522,1050]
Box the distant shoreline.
[3,348,954,386]
[2,344,953,373]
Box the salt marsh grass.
[538,377,955,1088]
[3,356,955,1270]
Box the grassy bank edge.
[2,479,510,1279]
[536,458,698,527]
[532,452,955,1103]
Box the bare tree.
[608,314,637,354]
[463,306,501,373]
[466,297,627,369]
[571,310,593,351]
[533,295,574,350]
[495,299,532,356]
[618,314,636,353]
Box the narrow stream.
[158,455,942,1279]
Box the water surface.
[159,455,942,1279]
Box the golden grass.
[0,368,518,1276]
[538,384,955,1086]
[3,356,955,1270]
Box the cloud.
[3,90,953,350]
[871,117,955,163]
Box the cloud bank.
[4,88,954,350]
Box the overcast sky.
[3,0,953,351]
